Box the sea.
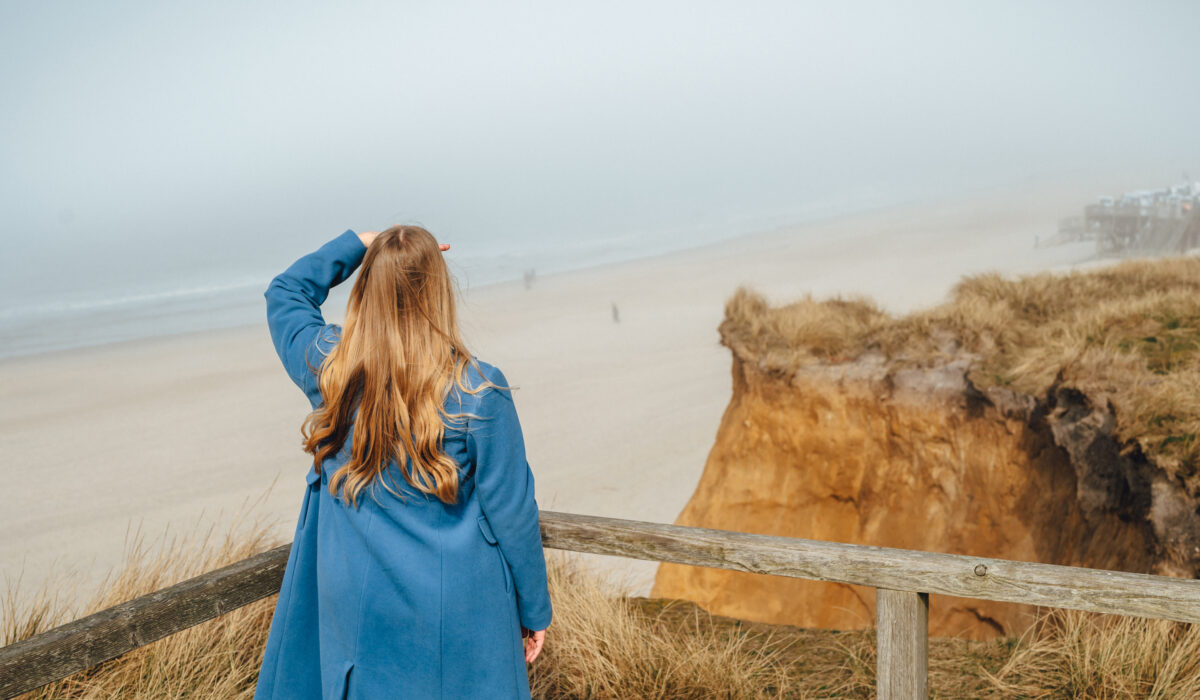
[0,190,919,361]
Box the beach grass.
[5,520,1200,698]
[3,517,278,699]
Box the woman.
[255,226,552,699]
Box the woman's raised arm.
[264,229,367,406]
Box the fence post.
[876,588,928,700]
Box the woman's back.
[254,228,552,700]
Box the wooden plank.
[876,589,928,700]
[0,543,290,699]
[537,510,1200,623]
[7,510,1200,697]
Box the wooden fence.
[3,510,1200,699]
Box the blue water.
[0,192,907,360]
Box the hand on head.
[357,230,450,252]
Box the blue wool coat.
[254,230,553,700]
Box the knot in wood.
[973,564,988,577]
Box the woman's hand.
[356,230,450,251]
[522,626,546,663]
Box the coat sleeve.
[467,365,553,631]
[264,229,367,408]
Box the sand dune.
[0,174,1143,602]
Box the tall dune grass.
[5,520,1200,698]
[986,610,1200,699]
[529,551,798,699]
[723,256,1200,491]
[4,518,279,699]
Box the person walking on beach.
[255,226,552,699]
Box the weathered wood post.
[876,588,929,699]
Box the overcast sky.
[3,0,1198,308]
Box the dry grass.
[530,551,799,699]
[7,524,1200,698]
[723,256,1200,491]
[985,609,1200,699]
[4,517,279,699]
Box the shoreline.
[0,190,917,364]
[0,167,1113,365]
[0,172,1166,604]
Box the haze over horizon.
[3,0,1198,312]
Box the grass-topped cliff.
[654,255,1200,640]
[724,257,1200,492]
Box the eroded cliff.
[652,265,1200,639]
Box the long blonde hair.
[301,225,484,507]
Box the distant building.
[1056,177,1200,255]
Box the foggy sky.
[3,0,1198,309]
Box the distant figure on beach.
[612,302,620,323]
[257,227,551,699]
[523,267,536,290]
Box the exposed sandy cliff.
[652,262,1200,639]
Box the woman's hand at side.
[357,230,450,251]
[522,626,546,663]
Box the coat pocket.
[476,514,498,544]
[477,515,513,594]
[299,467,322,528]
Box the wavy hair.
[301,225,489,507]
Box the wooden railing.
[3,510,1200,699]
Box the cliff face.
[651,344,1200,639]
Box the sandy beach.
[0,173,1153,603]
